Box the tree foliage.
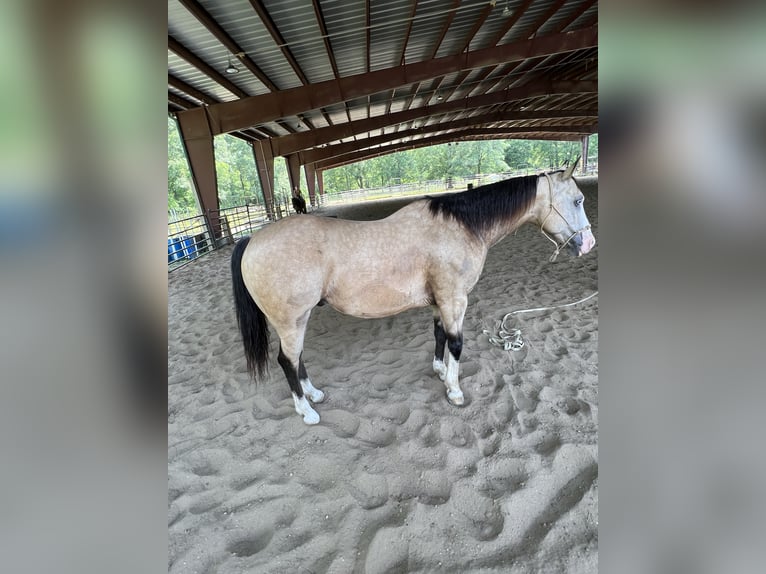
[213,135,264,208]
[168,116,598,211]
[167,116,198,214]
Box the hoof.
[447,390,465,406]
[303,410,320,425]
[308,388,325,403]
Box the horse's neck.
[483,212,533,247]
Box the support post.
[303,163,317,206]
[285,153,302,196]
[252,139,276,220]
[175,109,221,245]
[581,135,590,175]
[316,169,325,198]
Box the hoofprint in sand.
[168,177,598,573]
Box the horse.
[231,161,595,425]
[291,190,307,214]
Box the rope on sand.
[483,291,599,351]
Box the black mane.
[426,174,539,238]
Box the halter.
[540,172,591,262]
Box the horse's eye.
[574,198,583,206]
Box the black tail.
[231,237,269,379]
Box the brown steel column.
[175,109,222,242]
[316,169,325,197]
[581,135,590,174]
[252,139,276,220]
[285,153,302,196]
[303,163,317,206]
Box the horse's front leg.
[298,357,325,403]
[432,308,448,381]
[443,332,465,406]
[435,297,467,406]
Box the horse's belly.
[327,281,430,319]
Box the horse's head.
[535,159,596,259]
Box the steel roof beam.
[301,114,597,163]
[555,0,598,34]
[168,91,198,109]
[176,0,278,91]
[310,0,339,126]
[168,74,217,105]
[186,27,597,136]
[429,0,460,59]
[168,37,249,99]
[458,1,494,52]
[311,0,339,78]
[270,79,596,156]
[247,0,309,85]
[399,0,419,66]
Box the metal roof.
[168,0,598,167]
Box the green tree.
[167,116,198,214]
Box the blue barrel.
[182,236,197,259]
[167,237,184,262]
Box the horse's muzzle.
[573,229,596,256]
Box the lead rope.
[482,291,599,351]
[539,173,591,262]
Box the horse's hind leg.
[275,311,321,424]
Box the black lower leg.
[434,319,447,361]
[447,333,463,362]
[277,346,303,397]
[298,354,309,381]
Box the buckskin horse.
[231,161,595,424]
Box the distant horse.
[231,162,595,424]
[292,191,307,214]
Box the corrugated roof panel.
[320,0,367,76]
[168,52,239,102]
[168,85,204,106]
[538,0,594,35]
[198,0,303,91]
[369,0,414,70]
[261,0,336,84]
[402,1,452,63]
[169,0,275,95]
[469,1,521,50]
[368,103,389,117]
[434,1,487,58]
[502,2,553,43]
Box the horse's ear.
[564,156,580,180]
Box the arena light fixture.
[225,54,240,74]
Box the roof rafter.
[186,27,597,135]
[168,36,248,99]
[302,115,596,163]
[399,0,419,66]
[176,0,278,91]
[247,0,309,85]
[168,73,216,105]
[271,79,597,156]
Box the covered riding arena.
[168,1,598,572]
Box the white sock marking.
[433,358,447,380]
[444,357,464,405]
[292,393,320,424]
[300,378,325,403]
